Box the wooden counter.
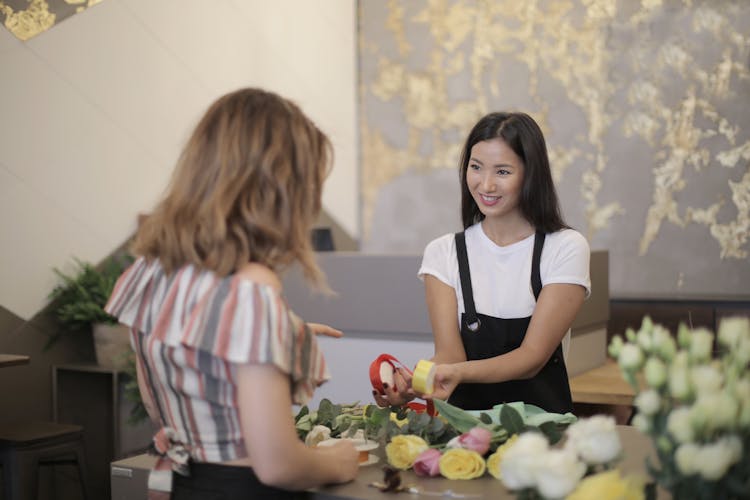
[569,360,636,406]
[112,426,666,499]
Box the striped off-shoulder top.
[105,257,330,467]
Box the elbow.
[252,459,299,490]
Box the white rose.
[695,436,743,481]
[644,356,667,388]
[618,344,644,371]
[667,407,694,444]
[635,389,661,416]
[304,425,331,447]
[499,432,549,490]
[565,415,622,465]
[675,442,700,475]
[691,364,723,395]
[533,449,586,499]
[718,317,750,349]
[689,328,714,362]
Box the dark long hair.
[459,112,567,232]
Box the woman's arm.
[424,275,467,364]
[429,283,585,400]
[374,274,466,406]
[237,363,359,490]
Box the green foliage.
[122,351,149,426]
[296,398,575,451]
[48,255,132,339]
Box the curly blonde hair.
[132,88,331,287]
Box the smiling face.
[466,138,525,222]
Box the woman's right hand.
[317,440,359,483]
[372,366,415,407]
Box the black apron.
[446,231,573,413]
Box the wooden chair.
[0,421,91,500]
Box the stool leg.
[72,442,92,500]
[4,449,39,500]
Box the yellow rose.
[566,470,645,500]
[486,434,519,480]
[385,435,429,469]
[439,448,486,480]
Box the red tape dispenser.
[369,354,436,416]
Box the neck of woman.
[480,216,535,247]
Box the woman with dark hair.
[106,88,359,499]
[377,112,590,413]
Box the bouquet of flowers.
[608,316,750,499]
[496,414,645,499]
[295,397,576,482]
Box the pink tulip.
[412,448,442,477]
[457,427,492,455]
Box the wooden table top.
[569,360,636,406]
[0,354,30,368]
[313,425,664,499]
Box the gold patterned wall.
[0,0,102,41]
[359,0,750,297]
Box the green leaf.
[499,405,524,435]
[479,412,493,424]
[433,399,484,433]
[537,421,563,444]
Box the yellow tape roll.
[412,359,435,395]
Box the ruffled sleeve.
[105,258,329,404]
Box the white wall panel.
[0,0,358,319]
[0,168,111,318]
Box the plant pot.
[92,323,131,371]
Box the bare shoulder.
[235,263,282,292]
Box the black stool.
[0,421,91,500]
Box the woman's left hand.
[423,363,461,401]
[307,322,344,338]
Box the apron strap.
[455,232,480,332]
[531,230,546,300]
[455,230,547,330]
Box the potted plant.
[48,254,133,370]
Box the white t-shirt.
[418,224,591,330]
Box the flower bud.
[690,364,723,395]
[631,413,651,434]
[668,364,692,401]
[677,323,692,348]
[689,328,714,362]
[635,389,661,416]
[625,327,637,343]
[644,357,667,388]
[608,335,624,359]
[695,436,743,481]
[667,407,694,443]
[619,344,644,371]
[636,328,653,353]
[718,317,749,349]
[652,325,676,360]
[675,443,699,475]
